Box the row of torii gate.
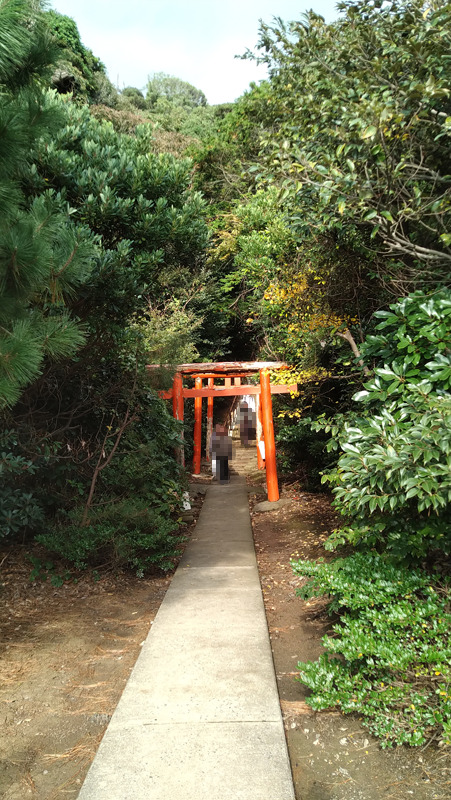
[148,362,296,503]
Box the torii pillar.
[260,369,279,502]
[256,393,264,471]
[172,372,184,467]
[206,377,214,462]
[193,376,203,474]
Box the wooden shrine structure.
[148,362,296,502]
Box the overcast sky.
[48,0,339,105]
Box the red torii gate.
[148,361,296,502]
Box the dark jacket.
[211,430,232,458]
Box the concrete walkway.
[78,474,295,800]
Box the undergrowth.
[292,553,451,747]
[36,498,187,575]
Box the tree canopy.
[246,0,451,291]
[0,0,96,407]
[146,72,207,108]
[44,9,118,104]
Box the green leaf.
[364,209,378,221]
[380,210,394,222]
[361,125,377,140]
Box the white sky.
[48,0,338,104]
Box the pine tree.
[0,0,95,407]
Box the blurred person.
[210,423,232,484]
[239,401,256,447]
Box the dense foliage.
[318,290,451,559]
[0,0,95,409]
[292,554,451,747]
[249,0,451,291]
[0,0,209,571]
[146,72,207,109]
[44,9,114,102]
[20,99,209,567]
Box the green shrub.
[318,290,451,559]
[276,415,336,490]
[37,498,186,574]
[0,431,44,538]
[322,386,451,558]
[292,553,451,747]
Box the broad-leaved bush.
[319,290,451,559]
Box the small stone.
[188,484,207,495]
[253,498,291,513]
[89,713,111,725]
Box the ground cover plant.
[292,553,451,748]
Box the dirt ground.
[0,481,450,800]
[0,554,172,799]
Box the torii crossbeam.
[147,361,296,502]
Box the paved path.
[78,473,295,800]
